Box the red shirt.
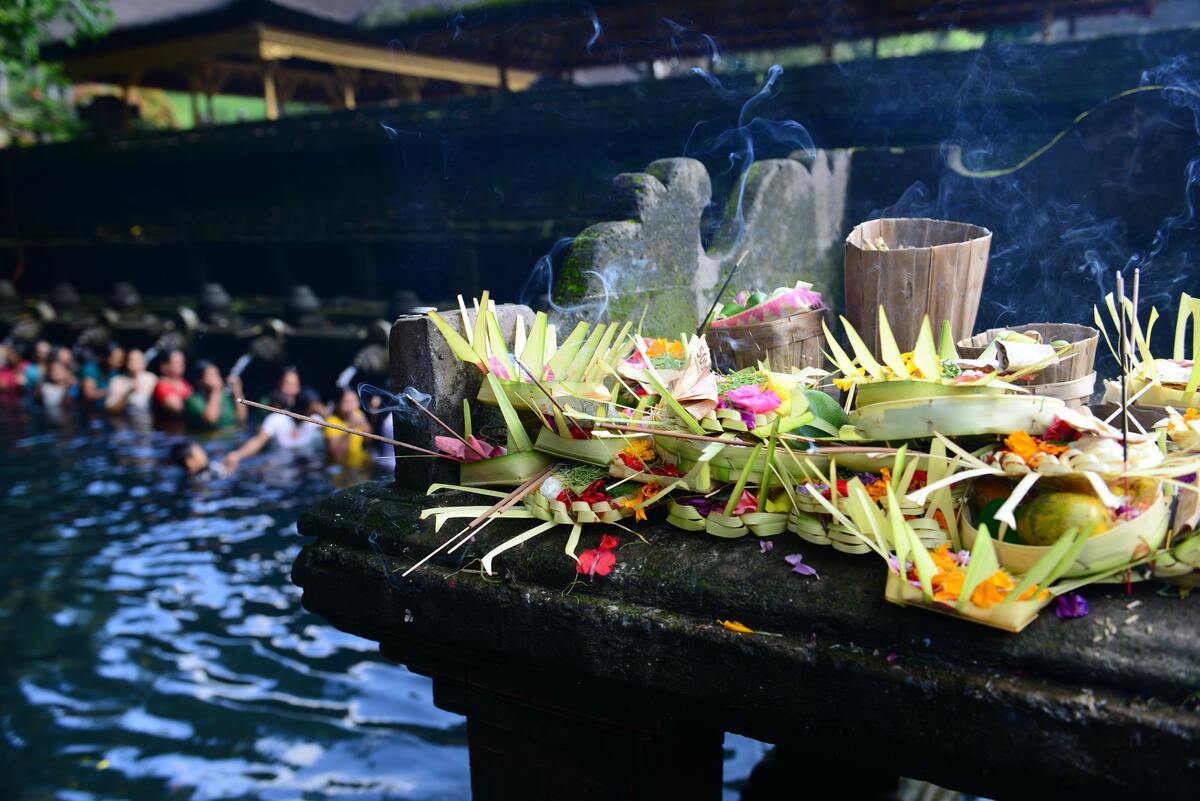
[153,378,193,408]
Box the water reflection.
[0,397,765,800]
[0,397,470,800]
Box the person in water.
[24,340,50,391]
[169,440,228,480]
[80,343,125,406]
[184,359,246,431]
[105,348,158,414]
[222,389,326,473]
[324,387,372,468]
[152,349,192,419]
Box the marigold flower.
[970,570,1016,609]
[932,569,965,603]
[619,483,658,522]
[620,439,656,469]
[1004,430,1042,466]
[930,544,958,573]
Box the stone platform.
[293,479,1200,801]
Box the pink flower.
[435,435,505,461]
[488,356,511,380]
[732,489,758,516]
[722,384,781,415]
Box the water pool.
[0,397,767,800]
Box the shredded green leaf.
[558,464,610,492]
[717,369,766,395]
[650,355,686,370]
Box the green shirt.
[185,390,237,429]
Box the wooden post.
[263,61,279,120]
[189,86,201,126]
[120,79,133,133]
[335,66,357,110]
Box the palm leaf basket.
[957,323,1099,407]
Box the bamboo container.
[958,323,1100,407]
[844,218,992,356]
[706,308,825,372]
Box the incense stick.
[696,249,750,338]
[513,356,568,414]
[594,422,908,456]
[236,398,460,461]
[410,397,489,459]
[402,464,556,576]
[1116,272,1130,476]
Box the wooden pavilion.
[46,0,1156,128]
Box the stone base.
[294,480,1200,801]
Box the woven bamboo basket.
[844,218,992,356]
[706,308,825,372]
[958,323,1099,407]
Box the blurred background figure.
[185,358,246,431]
[0,343,28,391]
[325,387,372,468]
[79,342,125,406]
[152,349,191,419]
[105,347,157,414]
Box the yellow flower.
[764,371,800,416]
[646,338,685,359]
[832,367,867,392]
[900,351,923,379]
[719,619,754,634]
[621,439,656,465]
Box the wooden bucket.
[958,323,1100,407]
[844,218,991,356]
[706,308,825,372]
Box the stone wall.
[2,27,1197,330]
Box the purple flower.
[1055,592,1090,619]
[760,540,774,554]
[1180,473,1197,485]
[739,410,757,430]
[954,550,971,568]
[886,651,899,663]
[784,553,819,579]
[858,472,881,485]
[680,497,716,517]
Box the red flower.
[821,479,849,499]
[1042,418,1081,444]
[557,479,611,505]
[618,452,647,471]
[577,535,619,578]
[649,463,681,477]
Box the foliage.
[1,0,113,144]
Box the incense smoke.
[357,383,433,423]
[873,40,1200,362]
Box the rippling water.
[0,397,766,800]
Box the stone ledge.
[293,480,1200,800]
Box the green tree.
[1,0,112,144]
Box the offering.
[705,282,826,371]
